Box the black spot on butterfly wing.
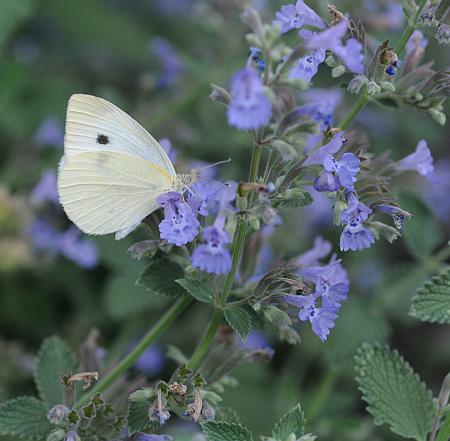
[97,134,110,145]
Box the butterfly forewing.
[64,94,176,177]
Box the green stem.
[185,138,263,370]
[75,296,192,408]
[220,219,248,304]
[306,369,339,422]
[185,310,223,370]
[339,94,369,130]
[249,142,262,182]
[395,0,429,55]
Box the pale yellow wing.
[64,94,176,178]
[58,151,174,236]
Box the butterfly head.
[176,171,199,190]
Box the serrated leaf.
[201,421,253,441]
[398,192,440,260]
[176,278,214,303]
[127,399,158,434]
[0,397,52,440]
[436,411,450,441]
[409,269,450,324]
[136,256,186,297]
[273,188,313,208]
[355,344,434,441]
[34,336,78,407]
[272,404,305,441]
[224,308,252,341]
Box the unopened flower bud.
[248,215,261,231]
[419,7,435,25]
[331,65,346,78]
[366,81,381,95]
[209,84,231,105]
[47,405,70,425]
[429,108,446,125]
[436,24,450,45]
[325,54,338,68]
[348,75,368,94]
[380,81,396,92]
[313,171,340,192]
[168,382,187,395]
[286,434,296,441]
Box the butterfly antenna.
[198,158,232,171]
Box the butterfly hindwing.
[58,151,173,235]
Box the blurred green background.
[0,1,449,440]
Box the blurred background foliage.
[0,1,449,440]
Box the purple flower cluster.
[28,220,98,269]
[303,132,345,166]
[339,193,375,251]
[31,170,59,205]
[307,19,365,74]
[28,170,99,269]
[227,68,272,130]
[34,116,64,148]
[289,48,325,82]
[150,37,183,89]
[397,139,434,177]
[157,192,200,246]
[314,152,360,192]
[284,239,349,341]
[135,344,166,376]
[156,177,236,275]
[274,0,325,33]
[191,223,232,275]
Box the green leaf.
[224,308,252,341]
[355,344,434,441]
[0,0,34,53]
[272,404,305,441]
[398,192,440,260]
[34,336,78,407]
[176,278,214,303]
[273,188,313,208]
[0,397,52,440]
[127,400,158,434]
[201,421,253,441]
[436,411,450,441]
[409,269,450,324]
[136,256,186,297]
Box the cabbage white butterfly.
[58,94,193,240]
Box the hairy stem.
[395,0,429,54]
[75,296,192,408]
